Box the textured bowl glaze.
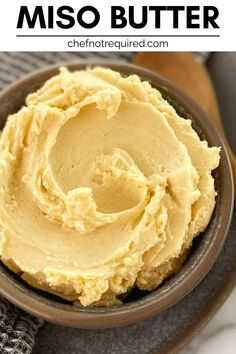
[0,62,234,328]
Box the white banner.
[0,0,235,51]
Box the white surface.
[181,287,236,354]
[0,0,235,51]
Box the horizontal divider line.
[16,34,220,38]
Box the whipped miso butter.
[0,67,220,306]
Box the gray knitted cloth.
[0,296,43,354]
[0,52,132,354]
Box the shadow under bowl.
[0,61,234,328]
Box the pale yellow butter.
[0,67,220,306]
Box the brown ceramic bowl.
[0,62,234,328]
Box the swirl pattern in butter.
[0,67,220,306]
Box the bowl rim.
[0,60,234,328]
